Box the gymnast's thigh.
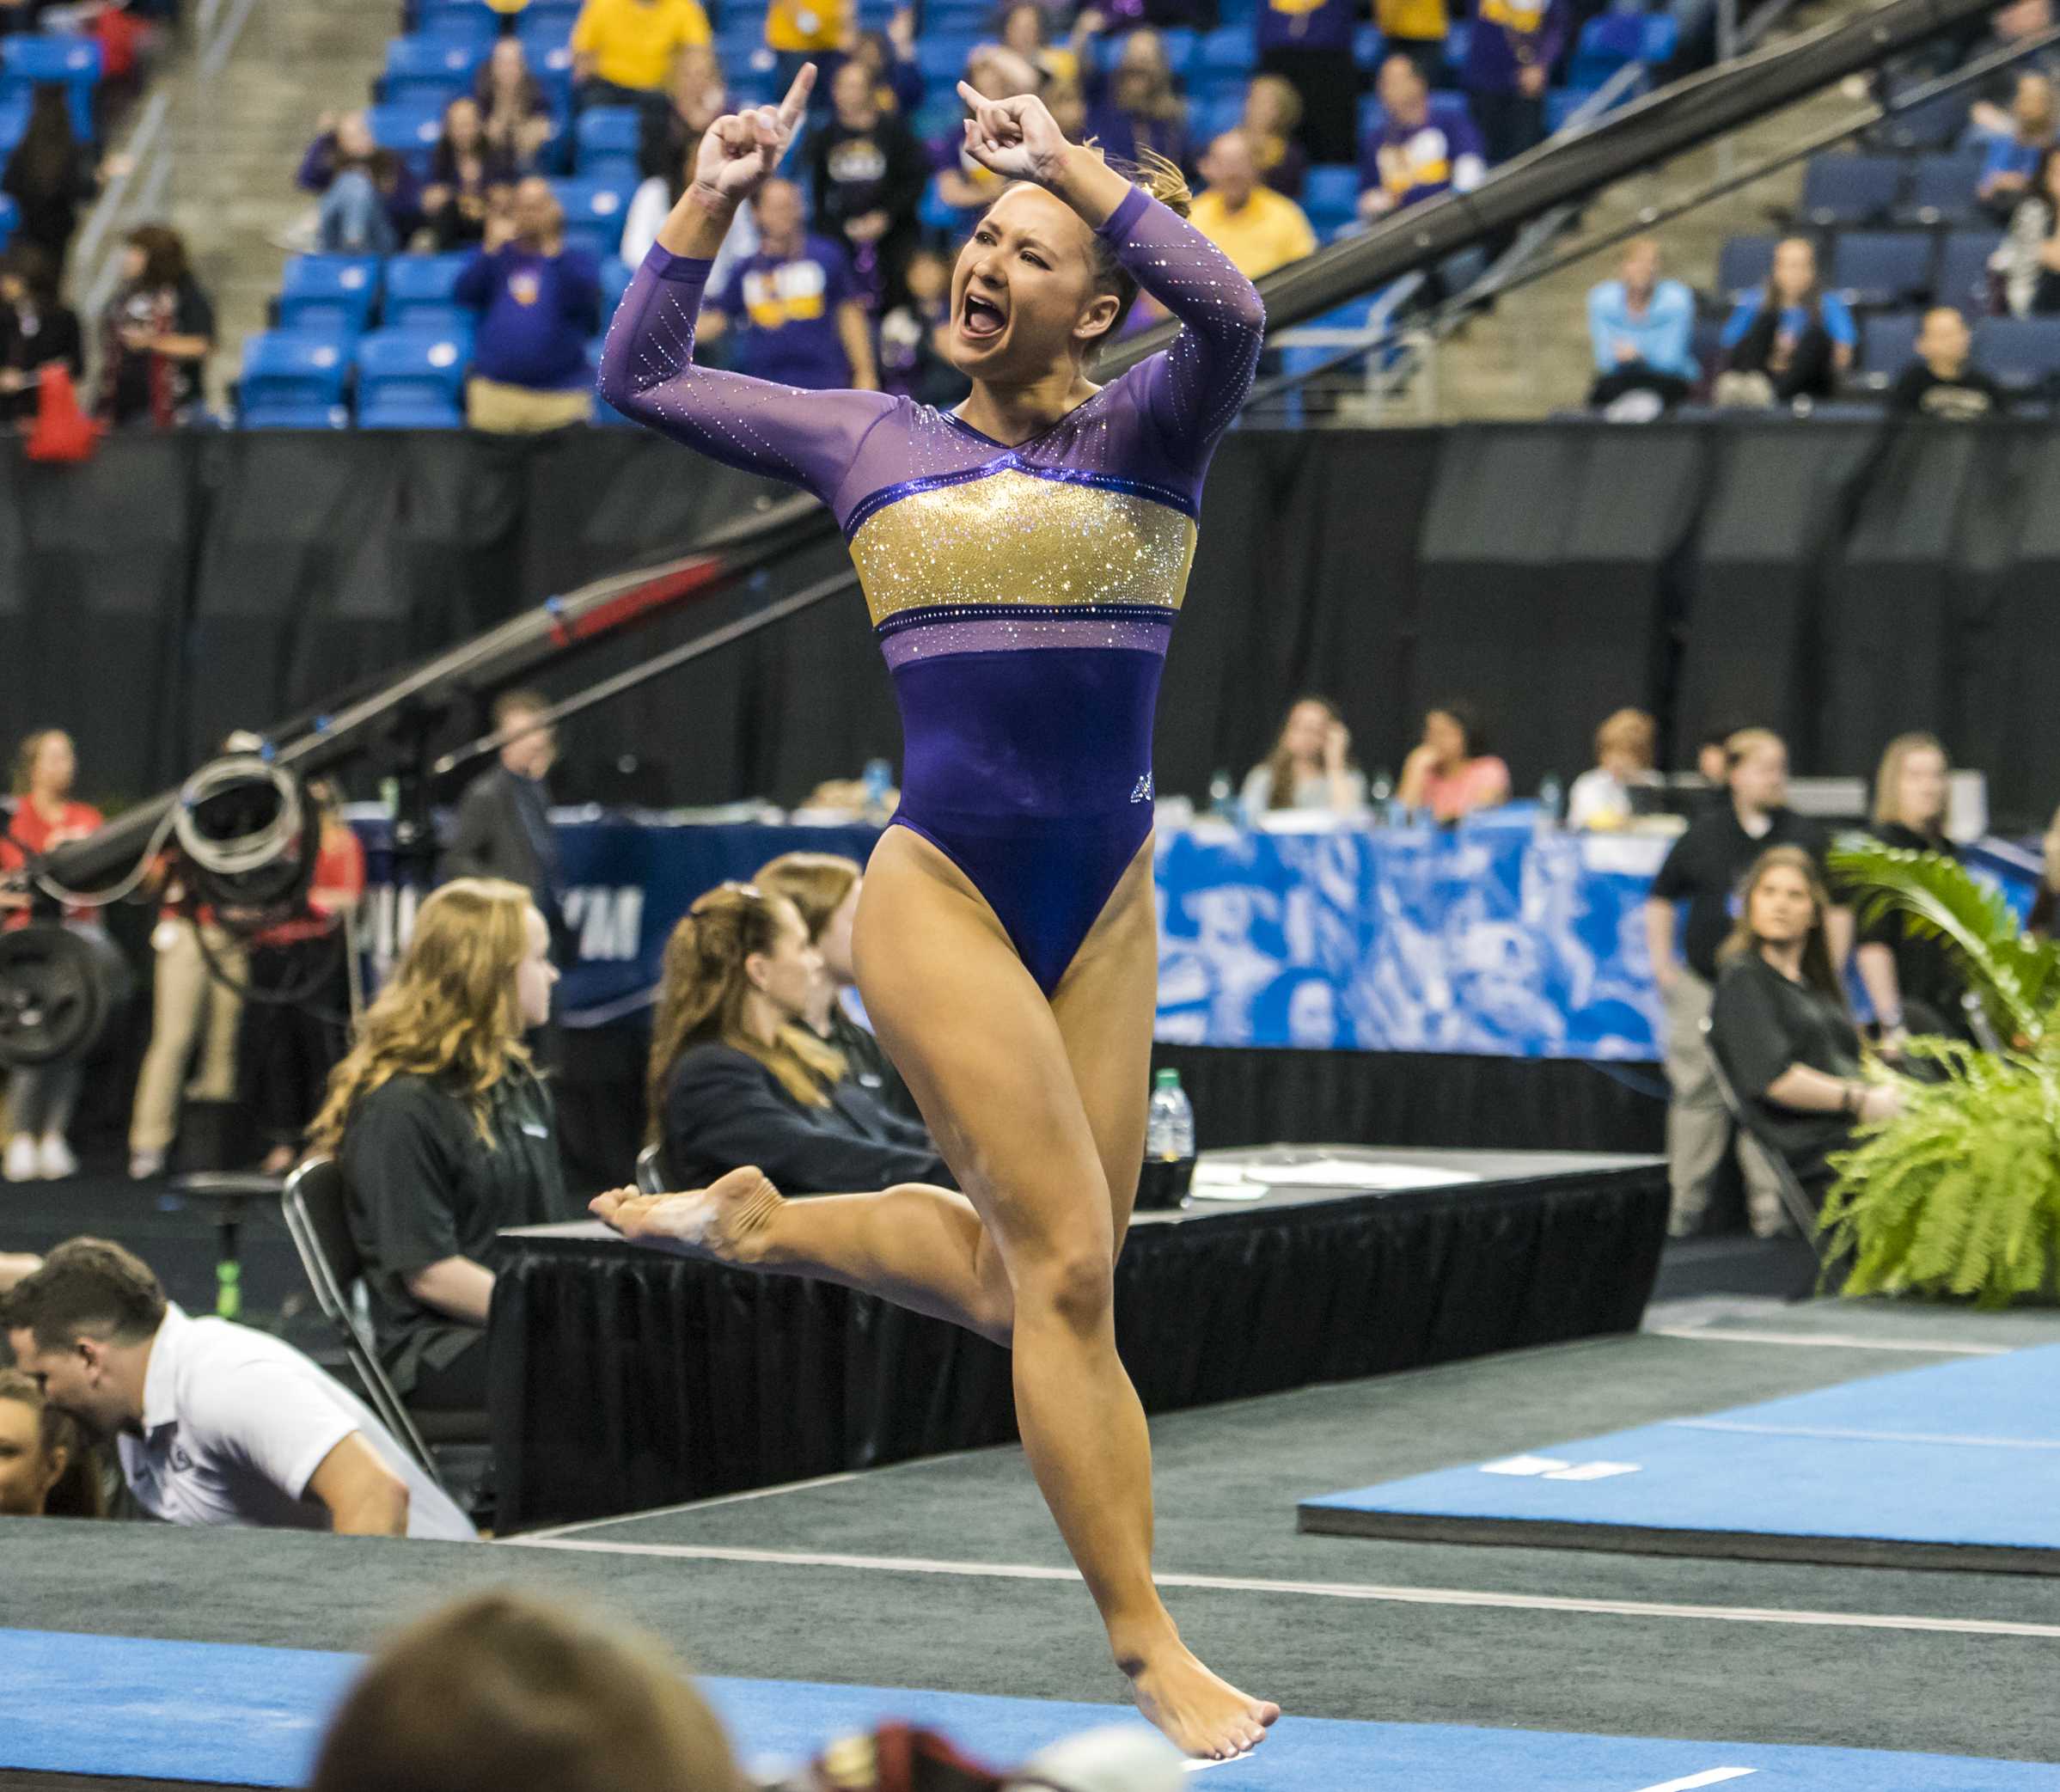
[851,824,1116,1272]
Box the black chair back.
[1699,1014,1829,1262]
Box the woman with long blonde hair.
[312,877,566,1412]
[1854,732,1965,1045]
[646,883,945,1194]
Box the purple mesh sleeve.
[1097,187,1266,471]
[596,246,896,500]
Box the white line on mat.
[1629,1771,1757,1792]
[1672,1419,2060,1451]
[1647,1327,2011,1356]
[497,1538,2060,1640]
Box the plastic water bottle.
[1207,768,1237,823]
[1141,1068,1196,1209]
[1538,771,1563,829]
[1368,766,1394,825]
[861,757,894,823]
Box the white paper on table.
[1186,1165,1270,1202]
[1242,1160,1482,1191]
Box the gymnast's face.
[951,184,1121,382]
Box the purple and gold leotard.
[597,186,1264,995]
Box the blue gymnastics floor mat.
[4,1627,2058,1790]
[1300,1343,2060,1571]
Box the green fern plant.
[1817,841,2060,1308]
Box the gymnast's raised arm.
[595,64,893,496]
[955,83,1266,469]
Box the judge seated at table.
[1708,847,1904,1202]
[648,883,951,1194]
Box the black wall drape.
[5,420,2059,827]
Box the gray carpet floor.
[8,1300,2059,1764]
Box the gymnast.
[592,64,1272,1758]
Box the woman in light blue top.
[1586,236,1698,410]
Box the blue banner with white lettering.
[352,814,1674,1058]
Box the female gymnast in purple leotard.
[590,66,1273,1758]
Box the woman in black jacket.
[1,85,95,267]
[646,883,949,1194]
[0,242,83,426]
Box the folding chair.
[1699,1015,1831,1282]
[279,1157,484,1484]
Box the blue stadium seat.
[0,36,101,139]
[1200,24,1253,78]
[1196,91,1245,143]
[382,252,474,328]
[523,0,583,40]
[0,194,15,253]
[915,34,979,89]
[1874,85,1966,153]
[518,23,578,110]
[1565,12,1675,89]
[1857,310,1920,389]
[1219,0,1259,23]
[0,94,26,157]
[416,0,498,40]
[1797,153,1905,229]
[356,328,470,429]
[551,178,630,263]
[277,255,382,337]
[1302,163,1361,234]
[1353,22,1385,70]
[383,34,486,108]
[1157,28,1201,76]
[577,105,641,188]
[1444,21,1470,67]
[1829,232,1933,308]
[368,101,447,172]
[1973,315,2060,390]
[1896,152,1986,228]
[598,254,633,318]
[1716,234,1776,300]
[239,332,351,429]
[1933,229,2001,311]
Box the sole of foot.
[589,1166,781,1263]
[1124,1643,1280,1761]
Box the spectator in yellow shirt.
[571,0,712,109]
[1189,131,1317,281]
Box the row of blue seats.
[241,327,478,429]
[271,250,633,337]
[0,34,104,140]
[1795,148,1998,230]
[1848,310,2060,390]
[1716,229,2001,310]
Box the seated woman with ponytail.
[648,883,951,1194]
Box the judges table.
[488,1146,1669,1532]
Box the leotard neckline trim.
[843,456,1198,540]
[941,385,1111,452]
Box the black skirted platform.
[488,1147,1669,1532]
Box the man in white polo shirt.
[3,1238,474,1540]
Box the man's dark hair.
[0,1238,166,1352]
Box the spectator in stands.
[2,85,95,269]
[1854,732,1968,1047]
[876,243,969,405]
[1240,696,1366,816]
[1001,0,1079,87]
[0,1362,101,1518]
[1966,0,2060,142]
[94,223,214,429]
[1995,147,2060,317]
[0,729,102,1183]
[1461,0,1567,167]
[1715,235,1854,407]
[311,878,570,1414]
[309,1594,751,1792]
[1377,0,1450,90]
[440,689,565,954]
[1397,701,1511,821]
[474,37,556,174]
[1977,72,2056,218]
[1709,847,1902,1198]
[1568,707,1660,829]
[3,1238,475,1537]
[423,98,519,253]
[637,43,726,182]
[1645,726,1850,1236]
[930,45,1039,222]
[1191,131,1316,279]
[1359,56,1485,226]
[850,12,924,117]
[1081,25,1192,174]
[241,782,364,1177]
[802,58,931,308]
[764,0,854,109]
[456,178,602,432]
[1890,305,2008,418]
[0,244,83,429]
[755,851,921,1122]
[298,111,422,255]
[1241,75,1309,202]
[646,883,949,1192]
[1585,235,1697,413]
[571,0,713,111]
[705,178,877,389]
[1254,0,1360,165]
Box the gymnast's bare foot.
[589,1167,785,1266]
[1120,1632,1279,1760]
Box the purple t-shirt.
[454,245,601,390]
[709,235,859,390]
[1463,0,1568,95]
[1359,106,1486,210]
[1255,0,1357,54]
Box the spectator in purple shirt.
[456,177,603,433]
[1461,0,1567,166]
[297,110,422,254]
[703,177,878,390]
[1358,54,1483,224]
[801,58,931,309]
[1254,0,1363,165]
[850,12,925,117]
[1079,23,1192,174]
